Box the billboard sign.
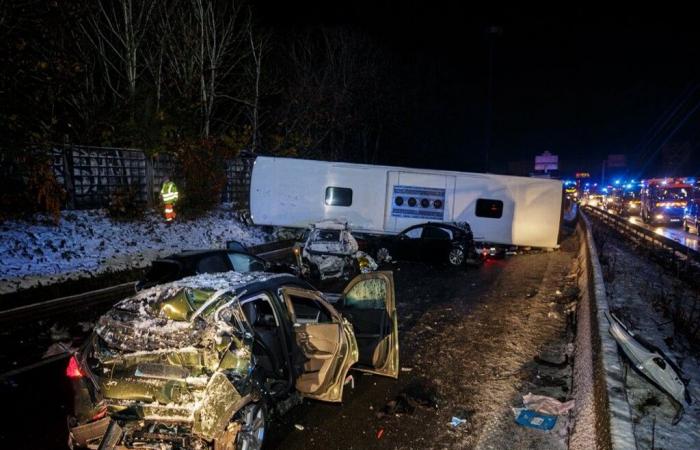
[534,151,558,171]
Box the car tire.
[235,402,267,450]
[684,220,690,233]
[448,248,465,266]
[376,247,391,263]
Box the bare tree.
[191,0,245,138]
[245,16,270,152]
[80,0,157,103]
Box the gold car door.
[280,287,358,402]
[338,271,399,378]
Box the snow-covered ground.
[0,205,270,294]
[599,236,700,449]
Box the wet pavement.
[0,229,579,449]
[622,214,700,251]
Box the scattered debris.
[522,393,575,415]
[513,408,557,431]
[294,424,304,431]
[450,416,467,427]
[379,378,440,417]
[450,408,473,427]
[400,367,413,372]
[376,428,384,439]
[606,312,692,420]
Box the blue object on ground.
[514,408,557,431]
[450,416,467,427]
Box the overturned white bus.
[250,156,563,248]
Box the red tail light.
[66,355,85,379]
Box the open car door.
[339,271,399,378]
[279,286,359,402]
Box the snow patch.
[0,205,270,294]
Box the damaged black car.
[370,222,479,266]
[67,270,398,449]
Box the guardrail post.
[62,144,75,209]
[145,156,154,208]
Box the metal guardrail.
[0,240,295,325]
[582,205,700,269]
[0,282,137,325]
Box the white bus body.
[250,156,563,248]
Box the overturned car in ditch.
[294,220,377,281]
[67,271,398,449]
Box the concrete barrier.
[570,211,637,450]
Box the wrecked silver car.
[294,220,377,281]
[67,271,398,449]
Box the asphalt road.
[624,215,700,251]
[0,229,579,450]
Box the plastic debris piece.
[294,424,304,431]
[344,374,355,389]
[450,416,467,427]
[523,393,575,415]
[376,428,384,439]
[400,367,413,372]
[513,408,557,431]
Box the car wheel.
[684,220,690,233]
[448,248,465,266]
[376,247,391,263]
[236,403,267,450]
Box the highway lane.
[625,214,700,251]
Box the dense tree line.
[0,0,405,219]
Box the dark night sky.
[257,2,700,178]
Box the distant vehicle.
[683,199,700,235]
[641,179,691,225]
[250,156,563,248]
[136,247,289,291]
[67,271,399,449]
[369,222,478,266]
[293,220,377,281]
[582,193,605,208]
[610,187,641,216]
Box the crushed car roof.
[135,271,293,298]
[97,271,300,351]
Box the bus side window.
[475,199,503,219]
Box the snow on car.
[66,270,398,449]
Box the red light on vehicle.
[66,355,85,379]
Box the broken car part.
[606,312,692,420]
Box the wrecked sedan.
[294,220,377,281]
[370,222,479,266]
[67,270,398,449]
